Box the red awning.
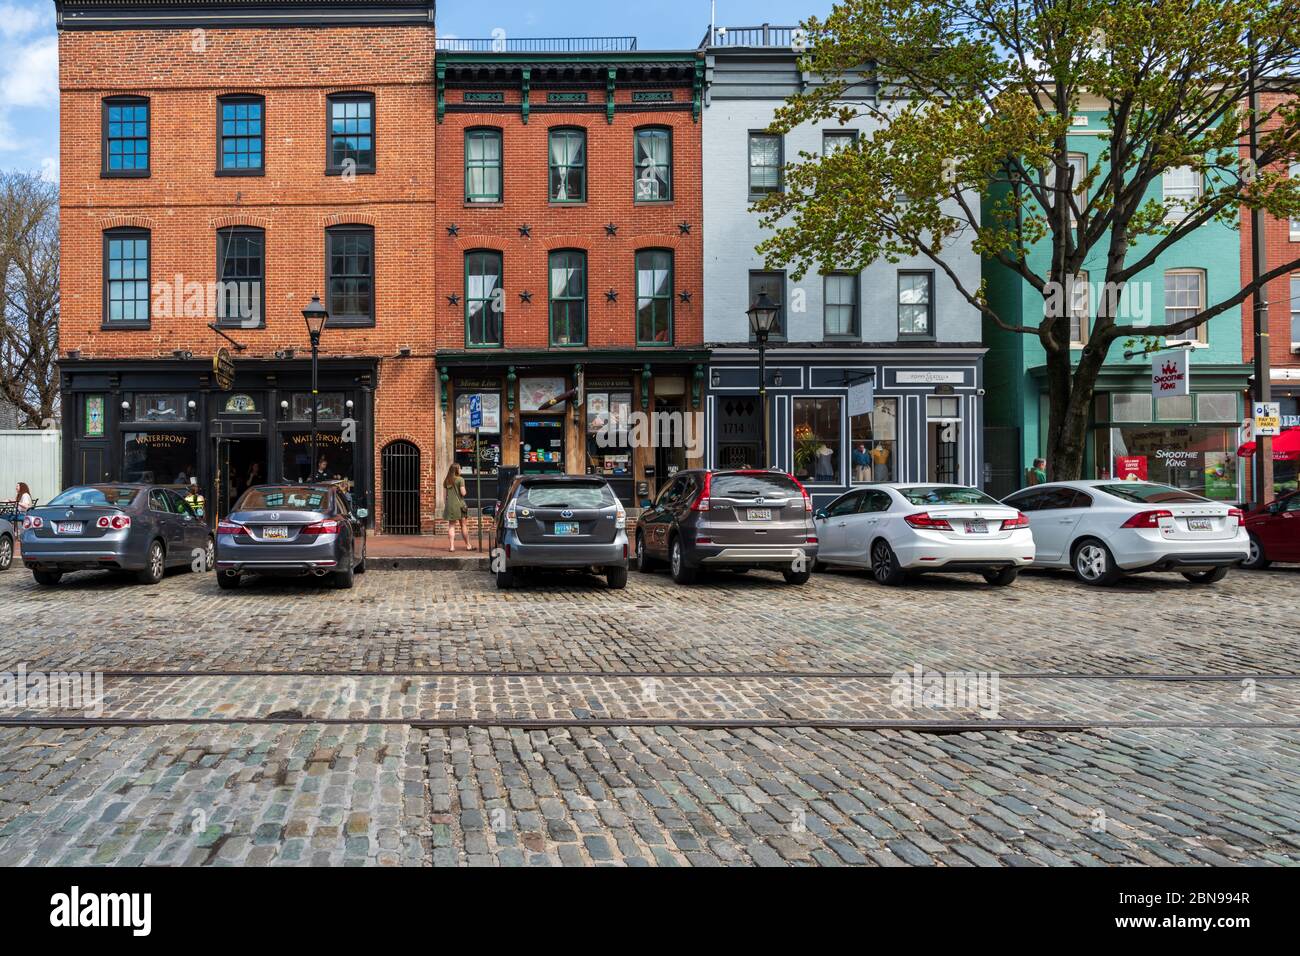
[1237,428,1300,461]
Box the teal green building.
[981,110,1250,501]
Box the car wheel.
[1241,533,1271,571]
[217,571,241,590]
[669,537,697,585]
[333,563,355,590]
[782,567,811,585]
[635,532,657,573]
[870,539,907,586]
[198,536,215,573]
[1072,540,1119,586]
[495,566,515,590]
[136,540,166,585]
[0,535,12,572]
[1182,566,1229,585]
[605,565,628,590]
[982,567,1019,587]
[32,569,62,586]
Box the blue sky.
[1,0,833,183]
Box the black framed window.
[824,272,859,337]
[549,250,586,347]
[217,227,265,328]
[103,97,149,177]
[748,132,782,198]
[327,93,374,174]
[466,128,502,202]
[823,130,857,155]
[466,250,503,347]
[748,271,786,339]
[103,228,150,326]
[218,95,264,174]
[326,226,374,325]
[636,249,673,345]
[548,128,586,203]
[898,271,934,337]
[634,127,672,201]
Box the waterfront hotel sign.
[212,347,235,391]
[1151,348,1190,399]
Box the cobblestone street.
[1,565,1298,866]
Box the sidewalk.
[366,534,489,571]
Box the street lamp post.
[302,296,329,482]
[746,290,781,469]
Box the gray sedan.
[21,484,214,586]
[215,484,367,590]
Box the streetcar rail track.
[6,669,1298,681]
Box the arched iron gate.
[381,440,421,534]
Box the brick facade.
[56,15,440,531]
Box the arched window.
[549,127,586,202]
[549,250,587,347]
[466,250,503,347]
[326,224,374,325]
[217,226,266,328]
[634,126,671,201]
[103,227,151,326]
[465,127,503,202]
[635,249,673,345]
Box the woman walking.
[14,483,33,513]
[443,463,474,552]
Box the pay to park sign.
[1151,348,1190,398]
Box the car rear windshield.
[897,486,1001,506]
[1097,483,1206,504]
[48,486,140,508]
[522,483,615,509]
[709,473,804,499]
[237,488,332,511]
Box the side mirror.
[355,508,369,520]
[482,502,499,518]
[814,509,828,521]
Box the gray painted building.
[700,25,987,503]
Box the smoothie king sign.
[1151,348,1190,398]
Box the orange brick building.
[432,48,707,508]
[54,0,439,531]
[1240,90,1300,497]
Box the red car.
[1242,491,1300,569]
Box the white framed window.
[1292,164,1300,240]
[1058,152,1088,225]
[1068,270,1089,347]
[1164,268,1207,345]
[1163,166,1202,223]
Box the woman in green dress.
[443,463,474,551]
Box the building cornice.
[54,0,436,31]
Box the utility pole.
[1248,40,1274,507]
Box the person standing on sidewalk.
[442,463,474,552]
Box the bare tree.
[0,172,59,429]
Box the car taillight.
[22,515,42,530]
[615,503,626,529]
[1228,508,1244,527]
[96,515,130,530]
[505,505,518,529]
[217,521,248,536]
[300,519,341,536]
[1001,512,1029,530]
[788,474,814,512]
[806,535,819,544]
[691,472,713,512]
[1120,509,1173,529]
[905,512,953,531]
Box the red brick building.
[54,0,439,531]
[1241,90,1300,497]
[432,48,707,508]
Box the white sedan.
[1001,480,1248,586]
[813,484,1036,586]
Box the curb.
[368,556,488,571]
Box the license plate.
[55,521,82,535]
[747,509,772,521]
[263,526,289,540]
[554,522,580,535]
[1187,518,1213,532]
[965,519,988,534]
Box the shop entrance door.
[928,420,961,484]
[217,438,268,518]
[520,416,565,474]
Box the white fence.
[0,430,62,508]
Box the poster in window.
[456,393,501,432]
[520,377,567,412]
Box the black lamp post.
[302,296,329,481]
[747,290,781,469]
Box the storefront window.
[122,431,198,484]
[849,398,897,483]
[793,397,841,483]
[454,391,502,482]
[1156,394,1193,421]
[290,393,347,422]
[281,432,354,488]
[586,391,633,477]
[129,393,191,423]
[1105,425,1239,500]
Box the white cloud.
[1,34,57,108]
[39,154,57,182]
[0,3,44,40]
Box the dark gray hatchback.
[634,469,818,585]
[490,475,629,590]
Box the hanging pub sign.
[1151,348,1189,398]
[213,347,235,390]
